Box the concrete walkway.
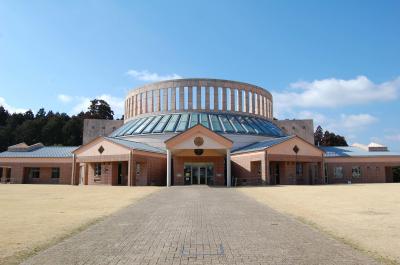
[23,186,379,265]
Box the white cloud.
[57,94,73,103]
[385,134,400,141]
[72,94,124,117]
[126,69,182,82]
[0,97,28,113]
[338,113,378,131]
[297,110,327,128]
[273,75,400,109]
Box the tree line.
[314,125,348,146]
[0,99,348,152]
[0,99,117,151]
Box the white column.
[128,151,132,186]
[226,149,231,187]
[167,149,171,187]
[71,154,76,185]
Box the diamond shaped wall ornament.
[98,145,105,154]
[293,145,299,154]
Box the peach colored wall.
[325,156,400,163]
[268,137,324,157]
[325,162,397,184]
[0,162,72,184]
[165,125,232,150]
[75,138,130,157]
[170,133,228,150]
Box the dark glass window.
[115,120,137,136]
[210,115,223,132]
[95,163,102,176]
[125,118,147,135]
[245,117,263,134]
[236,116,256,133]
[200,113,210,128]
[164,114,180,132]
[133,117,154,134]
[228,116,246,133]
[152,115,171,133]
[28,167,40,178]
[219,115,235,133]
[142,115,162,133]
[189,113,199,128]
[51,168,60,178]
[252,118,275,135]
[176,113,190,132]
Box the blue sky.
[0,0,399,150]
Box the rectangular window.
[95,163,102,176]
[192,86,197,109]
[29,167,40,178]
[218,87,223,110]
[334,166,343,178]
[184,86,188,110]
[235,89,239,111]
[51,168,60,178]
[296,163,303,176]
[147,90,152,112]
[167,88,172,111]
[136,163,141,175]
[160,89,164,111]
[352,166,361,178]
[201,86,206,109]
[248,91,253,113]
[226,88,231,110]
[209,87,214,110]
[175,87,180,110]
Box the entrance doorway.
[393,167,400,182]
[183,163,214,185]
[4,168,11,183]
[270,162,280,184]
[117,162,123,185]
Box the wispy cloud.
[385,133,400,141]
[57,94,73,103]
[0,97,28,113]
[126,69,182,82]
[273,76,400,110]
[337,113,378,131]
[285,110,377,133]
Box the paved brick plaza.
[23,186,378,265]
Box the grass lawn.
[0,184,161,265]
[239,183,400,264]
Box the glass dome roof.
[110,112,286,138]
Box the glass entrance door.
[199,167,206,184]
[183,163,214,185]
[192,166,199,184]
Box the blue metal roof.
[321,146,400,157]
[232,136,294,154]
[110,112,286,138]
[0,146,78,158]
[105,137,166,154]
